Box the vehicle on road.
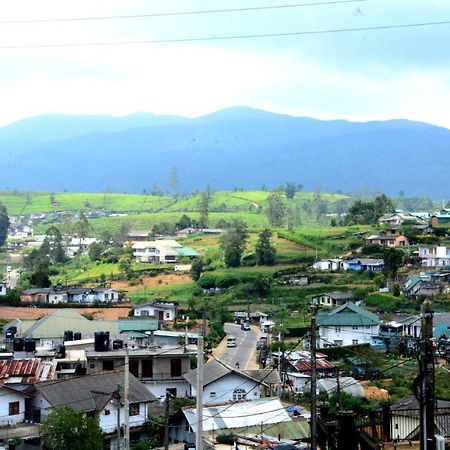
[227,336,236,347]
[241,321,250,331]
[256,336,267,349]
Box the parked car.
[256,336,268,349]
[241,321,250,331]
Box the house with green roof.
[316,302,380,348]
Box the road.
[214,323,262,370]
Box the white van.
[226,336,236,348]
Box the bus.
[226,336,236,347]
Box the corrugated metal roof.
[294,359,335,372]
[184,398,291,432]
[317,302,379,327]
[0,359,55,384]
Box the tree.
[266,191,286,226]
[29,268,51,288]
[75,212,90,243]
[41,406,103,450]
[190,258,204,281]
[220,219,248,268]
[255,228,276,265]
[168,166,179,193]
[0,203,10,248]
[88,242,104,262]
[346,194,395,225]
[198,190,210,229]
[284,182,297,200]
[118,255,133,277]
[383,248,404,279]
[45,226,66,264]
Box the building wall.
[134,306,176,321]
[319,325,379,347]
[190,373,261,404]
[0,284,6,296]
[0,391,26,425]
[99,401,148,434]
[143,380,191,399]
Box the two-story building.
[418,246,450,267]
[31,371,158,449]
[317,302,380,348]
[132,240,198,263]
[86,344,196,399]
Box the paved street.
[213,323,262,370]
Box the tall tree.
[266,191,286,227]
[75,212,90,243]
[0,203,9,248]
[284,182,297,200]
[41,406,103,450]
[198,190,210,229]
[255,228,277,265]
[220,219,248,268]
[168,166,179,193]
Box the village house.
[132,239,198,263]
[133,301,178,322]
[65,236,98,258]
[402,274,441,298]
[313,258,384,272]
[8,224,34,239]
[86,344,196,399]
[378,212,426,227]
[127,230,151,242]
[364,233,409,247]
[430,209,450,227]
[182,359,279,405]
[20,286,121,304]
[418,245,450,267]
[0,282,6,296]
[30,371,159,448]
[311,291,354,308]
[316,302,380,348]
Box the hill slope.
[0,107,448,196]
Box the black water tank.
[94,331,110,352]
[112,339,123,350]
[5,330,15,339]
[24,339,36,352]
[13,337,24,352]
[8,326,17,334]
[74,332,82,341]
[64,330,74,342]
[56,344,66,359]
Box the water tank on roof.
[13,337,24,352]
[8,326,17,334]
[94,331,110,352]
[24,339,36,352]
[64,330,74,342]
[55,344,65,359]
[112,339,123,350]
[74,332,82,341]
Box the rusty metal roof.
[294,358,335,372]
[0,359,55,384]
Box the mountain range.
[0,106,449,197]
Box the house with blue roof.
[316,302,380,348]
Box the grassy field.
[1,189,349,216]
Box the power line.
[0,20,448,50]
[0,1,367,25]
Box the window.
[232,389,246,401]
[352,326,359,330]
[9,401,20,416]
[210,392,216,399]
[141,310,149,317]
[166,388,177,397]
[142,359,153,378]
[166,312,170,319]
[366,326,371,330]
[129,404,139,416]
[129,359,139,377]
[102,360,114,371]
[352,339,359,345]
[170,359,182,377]
[104,409,111,415]
[105,293,109,300]
[335,326,341,332]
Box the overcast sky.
[0,0,449,127]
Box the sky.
[0,0,449,128]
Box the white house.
[133,301,178,321]
[311,291,354,308]
[313,259,345,271]
[8,224,34,239]
[183,360,273,405]
[286,372,311,394]
[0,282,6,296]
[0,385,30,426]
[418,245,450,267]
[132,240,198,263]
[32,371,158,446]
[65,237,98,258]
[316,302,380,347]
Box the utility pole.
[336,367,341,411]
[419,300,435,450]
[116,384,121,450]
[164,391,170,450]
[124,345,130,450]
[195,334,204,450]
[310,316,318,450]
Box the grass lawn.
[129,281,196,304]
